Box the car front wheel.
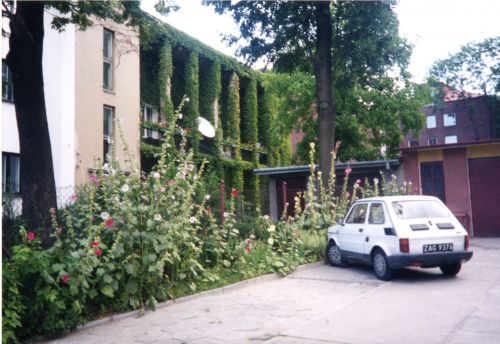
[439,262,462,276]
[372,249,394,281]
[326,241,347,267]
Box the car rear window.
[392,200,450,219]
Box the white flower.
[267,238,274,245]
[305,203,311,209]
[154,214,162,222]
[171,195,176,200]
[178,113,183,119]
[204,195,211,201]
[262,215,269,220]
[249,234,256,239]
[185,97,190,102]
[100,212,110,220]
[189,216,197,224]
[160,187,166,193]
[223,212,229,218]
[373,178,379,185]
[153,172,160,180]
[267,224,276,233]
[121,184,130,192]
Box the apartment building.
[2,10,140,204]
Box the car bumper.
[387,251,473,269]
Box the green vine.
[159,41,174,123]
[184,51,200,153]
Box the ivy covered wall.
[139,16,288,211]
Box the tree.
[206,1,420,165]
[2,0,174,243]
[204,0,335,185]
[430,37,500,96]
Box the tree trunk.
[314,2,336,187]
[6,1,57,242]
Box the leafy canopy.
[429,37,500,96]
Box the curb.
[72,260,325,333]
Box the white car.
[327,195,473,280]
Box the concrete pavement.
[47,238,500,344]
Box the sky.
[142,0,500,83]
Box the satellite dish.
[198,116,216,138]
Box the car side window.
[346,204,368,224]
[369,203,385,224]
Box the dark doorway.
[420,161,446,202]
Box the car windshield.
[392,200,450,219]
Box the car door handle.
[359,228,364,233]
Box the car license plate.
[423,243,453,253]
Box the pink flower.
[91,240,99,248]
[105,218,115,228]
[345,167,352,175]
[231,188,239,197]
[167,179,176,187]
[90,174,99,185]
[70,194,78,202]
[345,192,350,198]
[245,247,252,253]
[356,179,361,184]
[245,239,252,245]
[61,274,70,284]
[95,248,103,256]
[27,231,35,242]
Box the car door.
[364,202,396,257]
[338,203,368,260]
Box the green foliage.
[159,41,174,123]
[241,79,258,144]
[199,61,221,125]
[429,37,500,96]
[184,51,200,153]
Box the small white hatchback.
[327,195,473,280]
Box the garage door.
[468,157,500,236]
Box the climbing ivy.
[159,41,174,123]
[241,78,258,145]
[184,51,200,153]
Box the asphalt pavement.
[47,238,500,344]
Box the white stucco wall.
[43,11,76,189]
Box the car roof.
[354,195,440,203]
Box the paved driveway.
[49,238,500,344]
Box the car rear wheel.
[326,241,347,267]
[439,262,462,276]
[372,249,394,281]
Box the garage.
[468,157,500,236]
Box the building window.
[408,140,419,147]
[445,135,458,144]
[103,29,114,91]
[103,106,114,161]
[420,161,445,203]
[443,113,456,126]
[2,153,20,194]
[428,137,437,145]
[2,60,14,101]
[143,104,160,139]
[426,115,436,129]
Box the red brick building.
[401,95,500,237]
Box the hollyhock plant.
[90,174,99,185]
[27,231,35,242]
[91,241,99,248]
[61,275,70,284]
[105,218,115,228]
[231,188,239,197]
[345,167,352,175]
[95,248,103,256]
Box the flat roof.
[399,138,500,152]
[254,159,400,176]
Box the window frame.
[345,203,368,224]
[103,29,114,91]
[426,115,436,129]
[368,203,386,225]
[103,106,115,161]
[427,137,437,146]
[408,139,419,147]
[443,113,457,127]
[2,60,14,102]
[444,135,458,144]
[2,153,20,194]
[143,104,160,139]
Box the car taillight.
[399,238,410,253]
[464,235,470,250]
